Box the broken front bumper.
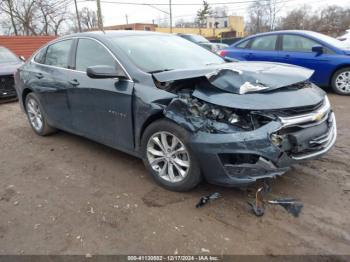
[189,111,337,187]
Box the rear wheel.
[141,119,201,191]
[331,67,350,95]
[25,93,56,136]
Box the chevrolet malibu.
[15,31,337,191]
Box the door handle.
[68,79,80,86]
[35,73,43,79]
[284,54,290,59]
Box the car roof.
[246,30,326,38]
[62,30,172,39]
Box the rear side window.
[250,35,277,51]
[282,35,319,52]
[45,40,73,68]
[75,38,115,72]
[34,48,46,64]
[236,40,249,49]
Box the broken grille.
[272,100,324,117]
[276,112,336,160]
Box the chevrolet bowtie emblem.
[314,111,324,121]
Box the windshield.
[0,47,19,63]
[307,31,350,49]
[110,34,224,72]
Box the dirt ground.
[0,94,349,256]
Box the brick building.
[0,36,56,59]
[104,23,157,31]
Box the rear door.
[30,39,74,130]
[243,34,278,61]
[67,38,134,151]
[278,34,335,85]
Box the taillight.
[218,50,228,57]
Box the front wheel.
[331,67,350,95]
[141,119,201,192]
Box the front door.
[277,34,335,86]
[67,38,134,151]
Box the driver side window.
[282,35,319,52]
[75,38,116,72]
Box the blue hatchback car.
[219,30,350,95]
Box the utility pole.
[96,0,104,30]
[125,14,129,24]
[169,0,173,33]
[73,0,82,32]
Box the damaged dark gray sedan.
[14,31,337,191]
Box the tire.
[331,67,350,95]
[141,119,201,192]
[25,93,57,136]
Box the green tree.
[196,0,212,28]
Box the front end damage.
[152,62,337,186]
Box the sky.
[75,0,350,27]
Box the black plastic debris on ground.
[268,198,304,217]
[196,192,221,208]
[248,181,304,218]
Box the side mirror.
[312,45,323,54]
[86,65,126,79]
[19,55,26,62]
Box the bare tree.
[0,0,19,35]
[0,0,71,36]
[278,5,314,30]
[265,0,283,30]
[277,5,350,36]
[246,1,269,34]
[79,7,98,31]
[318,6,350,36]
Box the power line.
[149,0,297,22]
[81,0,271,6]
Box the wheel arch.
[137,112,165,150]
[22,88,33,111]
[329,64,350,86]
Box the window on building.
[224,21,228,27]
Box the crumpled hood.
[153,61,314,95]
[153,61,325,110]
[0,62,23,76]
[193,84,325,110]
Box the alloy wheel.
[26,98,43,132]
[335,71,350,93]
[146,131,190,183]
